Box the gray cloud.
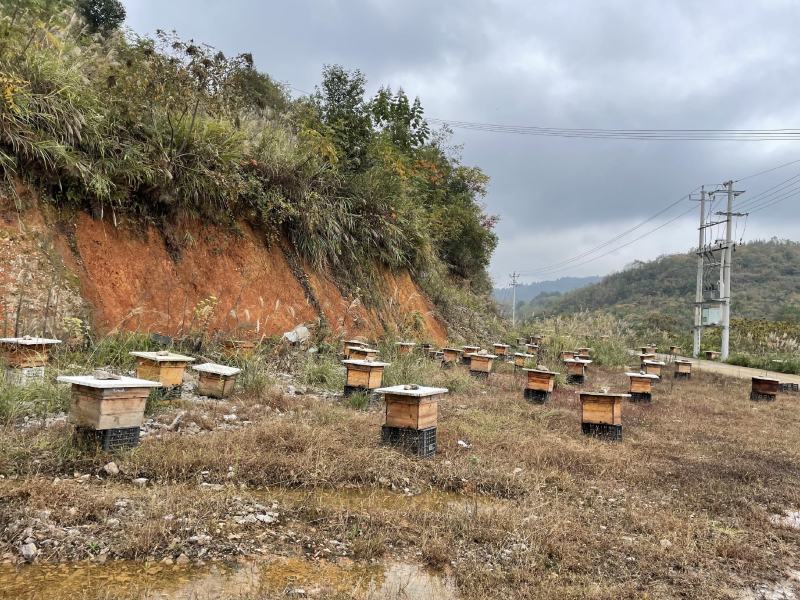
[123,0,800,284]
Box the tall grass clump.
[300,354,345,392]
[0,378,70,423]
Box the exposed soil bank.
[0,195,446,342]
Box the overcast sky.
[123,0,800,286]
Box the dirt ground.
[1,359,799,599]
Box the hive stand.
[751,376,779,401]
[396,341,416,356]
[192,363,242,399]
[376,384,448,458]
[342,339,367,359]
[349,347,380,362]
[129,351,195,395]
[441,347,464,367]
[674,360,692,379]
[58,374,161,451]
[223,339,256,357]
[642,360,666,381]
[467,352,497,379]
[1,336,61,384]
[492,343,510,358]
[580,392,629,441]
[564,358,592,384]
[626,372,659,402]
[342,359,390,397]
[513,352,537,370]
[522,368,559,403]
[461,346,480,365]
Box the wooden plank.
[367,368,384,389]
[469,357,493,373]
[347,368,370,388]
[384,396,438,429]
[581,396,621,425]
[527,372,556,392]
[630,378,651,393]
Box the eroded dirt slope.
[0,195,446,343]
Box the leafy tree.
[77,0,125,33]
[371,86,429,152]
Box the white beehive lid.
[442,347,464,353]
[467,352,498,359]
[625,372,660,379]
[129,351,195,362]
[564,358,593,364]
[0,336,61,345]
[342,359,391,367]
[674,359,692,364]
[642,360,666,366]
[56,374,161,389]
[396,341,416,346]
[493,343,510,348]
[375,384,449,397]
[514,352,537,358]
[580,391,631,398]
[192,363,241,376]
[522,368,560,375]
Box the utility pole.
[509,272,520,327]
[692,187,706,358]
[710,181,745,361]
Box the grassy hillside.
[538,239,800,326]
[493,275,600,304]
[0,0,501,336]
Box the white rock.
[20,543,38,561]
[222,414,238,422]
[132,478,148,488]
[103,462,120,476]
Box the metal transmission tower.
[509,272,520,327]
[693,182,745,359]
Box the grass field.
[1,353,799,599]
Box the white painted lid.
[564,358,593,364]
[192,363,241,376]
[0,337,61,345]
[442,347,464,353]
[342,359,391,367]
[467,353,498,359]
[493,343,510,347]
[522,368,560,375]
[514,352,536,358]
[129,351,195,362]
[350,347,379,353]
[462,345,480,349]
[56,374,161,389]
[375,384,448,397]
[753,376,780,383]
[396,341,416,346]
[642,360,666,366]
[674,359,692,364]
[344,339,367,345]
[625,372,660,379]
[580,391,631,398]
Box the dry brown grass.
[1,364,800,598]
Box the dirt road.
[657,353,800,385]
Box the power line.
[734,157,800,181]
[428,118,800,141]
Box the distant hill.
[493,276,601,305]
[537,239,800,325]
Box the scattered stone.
[660,538,672,549]
[103,462,120,476]
[168,411,186,431]
[222,414,238,422]
[175,553,190,565]
[132,478,148,488]
[105,518,120,528]
[19,543,38,562]
[188,534,212,545]
[512,467,523,475]
[457,440,472,449]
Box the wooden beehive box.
[705,350,720,361]
[675,359,692,374]
[0,336,61,368]
[752,376,780,397]
[223,339,256,358]
[564,358,591,376]
[523,368,559,392]
[342,359,390,390]
[349,347,380,362]
[580,392,628,425]
[514,352,536,367]
[638,352,656,365]
[192,363,242,399]
[376,384,448,430]
[576,347,592,360]
[462,345,480,355]
[441,347,463,364]
[525,343,540,355]
[530,335,543,345]
[493,343,510,356]
[560,350,576,361]
[627,372,659,394]
[642,360,665,378]
[396,342,416,355]
[343,339,367,358]
[669,346,682,356]
[468,353,497,373]
[58,374,160,430]
[645,344,658,354]
[130,351,195,387]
